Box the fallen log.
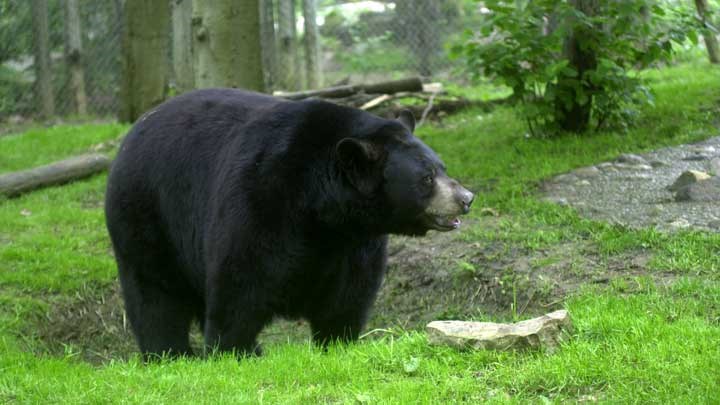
[275,77,423,100]
[0,153,111,197]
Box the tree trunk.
[695,0,720,64]
[31,0,54,119]
[555,0,599,133]
[192,0,264,91]
[64,0,88,115]
[277,0,299,90]
[120,0,170,123]
[302,0,321,89]
[172,0,195,94]
[260,0,277,92]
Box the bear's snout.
[456,186,474,214]
[427,176,474,217]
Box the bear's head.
[336,110,474,236]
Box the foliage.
[0,66,32,118]
[453,0,699,135]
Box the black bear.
[105,89,473,358]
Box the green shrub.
[452,0,698,135]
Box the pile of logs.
[1,77,506,198]
[275,76,507,126]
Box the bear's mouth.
[423,214,462,232]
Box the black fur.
[105,89,455,358]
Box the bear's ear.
[336,138,383,195]
[397,109,415,132]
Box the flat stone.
[708,157,720,176]
[576,180,591,186]
[616,153,648,165]
[573,166,601,178]
[668,170,711,192]
[426,310,572,351]
[675,177,720,202]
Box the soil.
[31,217,675,364]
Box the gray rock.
[649,205,664,217]
[668,218,691,229]
[596,162,614,170]
[573,166,601,178]
[614,163,653,171]
[708,157,720,176]
[692,145,716,154]
[544,196,569,206]
[682,154,710,162]
[553,174,577,184]
[426,310,572,351]
[668,170,711,192]
[709,220,720,229]
[616,153,648,165]
[576,180,591,186]
[675,177,720,202]
[649,160,668,168]
[622,173,654,181]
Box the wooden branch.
[276,77,423,100]
[360,94,393,110]
[0,154,111,197]
[416,91,438,128]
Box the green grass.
[0,123,126,174]
[1,62,720,403]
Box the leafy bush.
[453,0,698,135]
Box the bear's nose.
[458,188,474,214]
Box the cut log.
[0,154,111,197]
[275,77,423,100]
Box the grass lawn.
[1,62,719,403]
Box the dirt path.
[542,136,720,232]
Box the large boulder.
[667,170,711,192]
[426,310,572,351]
[675,177,720,202]
[709,157,720,177]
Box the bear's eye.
[422,175,433,186]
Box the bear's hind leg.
[203,291,270,357]
[309,310,366,347]
[118,261,196,360]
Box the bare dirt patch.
[31,217,674,363]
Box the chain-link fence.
[0,0,478,122]
[0,0,123,121]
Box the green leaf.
[403,357,420,374]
